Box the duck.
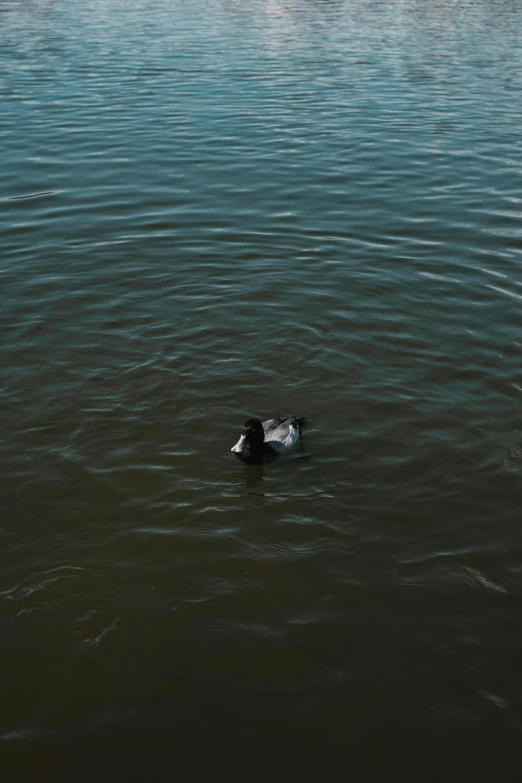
[231,414,308,464]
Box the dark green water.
[2,0,522,779]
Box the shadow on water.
[235,435,310,492]
[241,462,266,490]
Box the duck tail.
[293,416,309,430]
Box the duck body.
[231,414,308,464]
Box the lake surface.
[2,0,522,779]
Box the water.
[2,0,522,779]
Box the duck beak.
[231,434,247,453]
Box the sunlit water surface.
[2,0,522,779]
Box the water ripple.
[2,0,522,777]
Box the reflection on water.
[241,463,266,491]
[2,0,522,780]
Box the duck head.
[231,418,265,455]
